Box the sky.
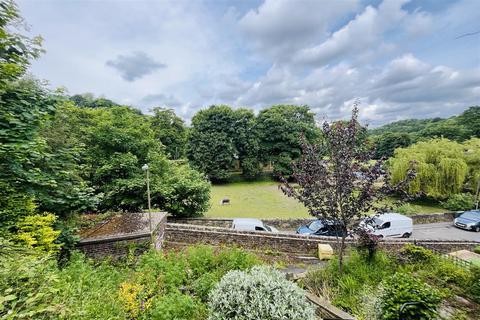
[17,0,480,126]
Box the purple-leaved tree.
[281,105,414,272]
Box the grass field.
[206,179,447,219]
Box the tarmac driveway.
[412,222,480,242]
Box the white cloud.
[16,0,480,126]
[239,0,358,60]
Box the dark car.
[454,210,480,232]
[297,219,347,237]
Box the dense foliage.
[41,102,210,216]
[150,107,187,159]
[389,139,479,199]
[281,107,406,272]
[305,247,479,320]
[379,272,442,320]
[208,265,315,320]
[370,107,480,159]
[0,244,261,319]
[256,105,319,177]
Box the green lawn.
[206,179,447,219]
[207,180,310,218]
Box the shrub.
[355,228,380,261]
[15,213,61,253]
[147,293,206,320]
[398,244,434,264]
[394,203,417,215]
[468,266,480,303]
[441,193,475,211]
[379,272,442,320]
[208,266,316,320]
[474,246,480,254]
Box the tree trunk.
[338,234,346,273]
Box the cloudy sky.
[18,0,480,126]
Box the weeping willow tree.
[389,139,469,199]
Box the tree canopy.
[389,138,479,199]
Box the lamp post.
[142,164,153,247]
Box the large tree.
[0,2,91,227]
[389,139,469,199]
[187,105,237,181]
[150,107,187,160]
[458,106,480,138]
[187,105,263,181]
[374,132,412,159]
[41,102,210,217]
[257,105,318,178]
[281,107,403,272]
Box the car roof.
[377,213,412,221]
[232,218,263,225]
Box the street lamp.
[142,164,153,247]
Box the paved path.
[412,222,480,242]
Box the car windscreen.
[308,220,324,232]
[460,211,480,221]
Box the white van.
[361,213,413,238]
[232,218,279,233]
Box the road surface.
[412,222,480,242]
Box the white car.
[361,213,413,238]
[232,218,279,232]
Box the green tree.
[257,105,318,177]
[374,132,412,158]
[46,103,210,216]
[418,118,468,141]
[458,106,480,137]
[187,105,237,181]
[232,109,262,179]
[150,107,187,159]
[389,139,469,199]
[0,3,92,226]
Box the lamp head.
[142,164,149,171]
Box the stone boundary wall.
[78,213,167,259]
[168,212,462,231]
[165,223,479,257]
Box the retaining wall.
[78,212,167,259]
[165,223,479,257]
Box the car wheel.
[402,233,411,238]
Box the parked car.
[360,213,413,238]
[454,210,480,232]
[296,219,348,237]
[231,218,279,232]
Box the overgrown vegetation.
[0,244,263,319]
[304,246,479,320]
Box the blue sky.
[17,0,480,125]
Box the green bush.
[474,246,480,254]
[441,193,475,211]
[468,266,480,303]
[15,213,61,254]
[208,266,316,320]
[395,203,417,215]
[147,293,206,320]
[398,244,434,264]
[380,272,442,320]
[305,251,395,315]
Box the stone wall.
[165,223,479,257]
[78,212,167,259]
